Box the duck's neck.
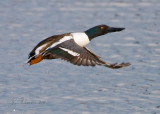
[85,28,101,41]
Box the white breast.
[71,32,90,47]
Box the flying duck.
[26,24,130,69]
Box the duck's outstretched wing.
[43,39,130,69]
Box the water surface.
[0,0,160,114]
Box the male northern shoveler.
[26,24,130,69]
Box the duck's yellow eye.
[100,26,104,30]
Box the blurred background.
[0,0,160,113]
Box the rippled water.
[0,0,160,114]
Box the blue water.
[0,0,160,114]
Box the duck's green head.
[85,24,125,40]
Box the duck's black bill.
[108,27,125,33]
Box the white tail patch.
[35,44,47,55]
[59,47,80,56]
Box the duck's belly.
[71,32,90,47]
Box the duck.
[25,24,130,69]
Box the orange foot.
[30,55,43,65]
